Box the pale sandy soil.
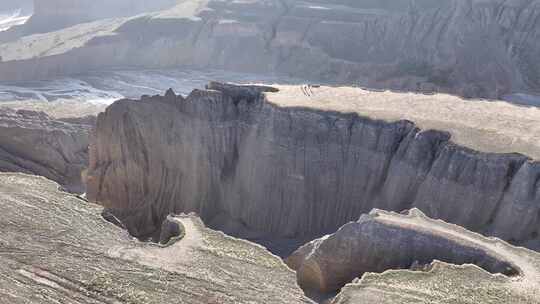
[267,85,540,159]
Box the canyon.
[87,83,540,253]
[0,0,540,99]
[2,0,540,303]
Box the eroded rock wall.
[0,108,90,193]
[86,84,540,249]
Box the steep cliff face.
[0,108,90,193]
[1,0,539,99]
[86,83,540,249]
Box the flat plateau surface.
[268,85,540,159]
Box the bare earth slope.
[1,0,539,99]
[325,209,540,304]
[0,172,311,304]
[87,83,540,252]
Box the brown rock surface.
[0,107,90,193]
[86,83,540,250]
[0,172,312,304]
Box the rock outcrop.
[322,209,540,303]
[0,108,90,193]
[286,209,524,294]
[86,83,540,250]
[1,0,540,99]
[0,172,311,304]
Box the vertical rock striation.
[87,83,540,249]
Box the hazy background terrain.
[1,0,540,112]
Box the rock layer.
[0,172,311,304]
[0,107,90,193]
[87,83,540,249]
[1,0,540,99]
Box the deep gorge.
[86,83,540,253]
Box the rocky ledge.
[0,172,310,303]
[87,83,540,251]
[0,107,90,193]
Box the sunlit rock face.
[1,0,540,99]
[86,83,540,250]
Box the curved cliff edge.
[0,107,90,193]
[87,83,540,251]
[287,208,540,303]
